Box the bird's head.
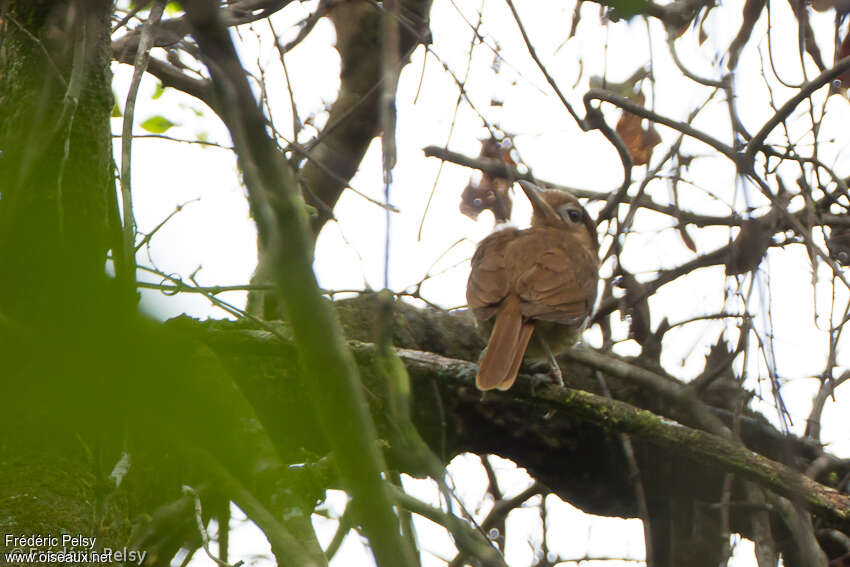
[519,180,598,251]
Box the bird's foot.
[535,333,566,388]
[524,363,565,394]
[547,363,565,388]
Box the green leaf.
[165,2,182,15]
[140,115,177,134]
[152,82,165,100]
[111,90,122,117]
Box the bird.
[466,180,599,391]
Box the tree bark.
[193,294,850,566]
[0,0,129,555]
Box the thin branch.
[113,133,231,148]
[192,453,323,567]
[585,89,737,160]
[421,145,743,227]
[323,503,353,561]
[503,0,583,126]
[120,0,166,295]
[806,370,850,443]
[745,55,850,164]
[135,198,201,252]
[182,485,244,567]
[388,484,508,567]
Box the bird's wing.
[466,229,516,319]
[514,234,598,325]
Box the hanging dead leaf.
[615,94,661,166]
[726,190,790,275]
[479,137,516,165]
[725,218,775,275]
[460,181,512,222]
[459,138,516,223]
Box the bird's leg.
[536,334,564,387]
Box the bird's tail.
[476,295,535,391]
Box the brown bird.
[467,180,599,391]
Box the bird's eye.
[566,209,582,223]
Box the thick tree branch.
[196,306,850,533]
[301,0,432,235]
[111,0,293,56]
[383,343,850,529]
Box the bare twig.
[120,0,166,293]
[744,56,850,164]
[388,484,508,567]
[806,370,850,443]
[182,485,244,567]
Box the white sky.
[111,0,850,565]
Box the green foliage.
[151,82,165,100]
[140,115,177,133]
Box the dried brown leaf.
[615,94,661,166]
[459,138,516,222]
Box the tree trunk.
[0,0,132,556]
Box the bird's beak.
[518,180,560,224]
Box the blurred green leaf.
[140,115,177,134]
[112,90,122,117]
[165,1,182,15]
[152,82,165,100]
